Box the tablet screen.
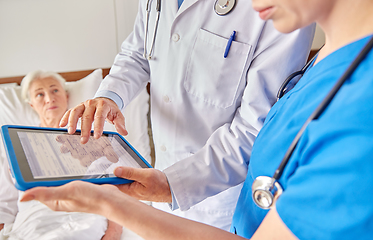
[7,128,149,182]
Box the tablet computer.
[1,125,152,191]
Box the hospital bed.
[0,68,149,240]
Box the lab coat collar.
[175,0,201,18]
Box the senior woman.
[21,70,69,128]
[0,70,122,239]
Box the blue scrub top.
[231,36,373,239]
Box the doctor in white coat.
[62,0,315,231]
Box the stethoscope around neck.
[143,0,161,60]
[252,36,373,210]
[276,46,323,101]
[143,0,236,60]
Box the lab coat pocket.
[184,28,252,109]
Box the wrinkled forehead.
[29,77,64,92]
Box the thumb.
[21,187,53,202]
[114,166,146,182]
[21,187,67,211]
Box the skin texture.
[113,167,172,203]
[28,77,68,128]
[21,0,373,239]
[59,97,127,144]
[252,0,334,34]
[101,221,123,240]
[252,0,373,63]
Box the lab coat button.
[160,145,167,151]
[163,95,170,103]
[172,33,180,42]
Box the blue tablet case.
[1,125,152,191]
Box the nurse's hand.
[60,97,128,144]
[20,181,122,216]
[114,167,172,203]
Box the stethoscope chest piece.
[252,176,283,209]
[214,0,235,15]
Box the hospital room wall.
[0,0,139,78]
[0,0,324,78]
[312,25,325,49]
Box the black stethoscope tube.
[145,0,161,12]
[144,0,161,60]
[273,36,373,181]
[276,48,323,100]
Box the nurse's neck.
[313,0,373,65]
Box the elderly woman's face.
[28,77,68,127]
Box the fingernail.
[81,136,88,143]
[68,127,74,134]
[94,132,100,139]
[114,168,122,177]
[20,194,35,202]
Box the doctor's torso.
[98,0,314,229]
[144,0,264,169]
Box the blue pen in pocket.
[224,31,236,58]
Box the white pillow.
[0,85,39,126]
[0,68,104,127]
[0,84,39,168]
[65,68,103,110]
[0,83,18,88]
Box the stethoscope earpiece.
[252,176,283,209]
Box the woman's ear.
[28,102,34,109]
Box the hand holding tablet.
[1,125,152,191]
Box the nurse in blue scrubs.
[21,0,373,239]
[231,28,373,240]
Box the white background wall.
[0,0,139,78]
[0,0,324,78]
[312,24,325,49]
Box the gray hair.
[21,70,66,103]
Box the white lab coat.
[96,0,315,230]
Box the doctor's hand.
[60,97,128,144]
[114,167,172,203]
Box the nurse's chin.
[272,19,305,34]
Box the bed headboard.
[0,68,111,85]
